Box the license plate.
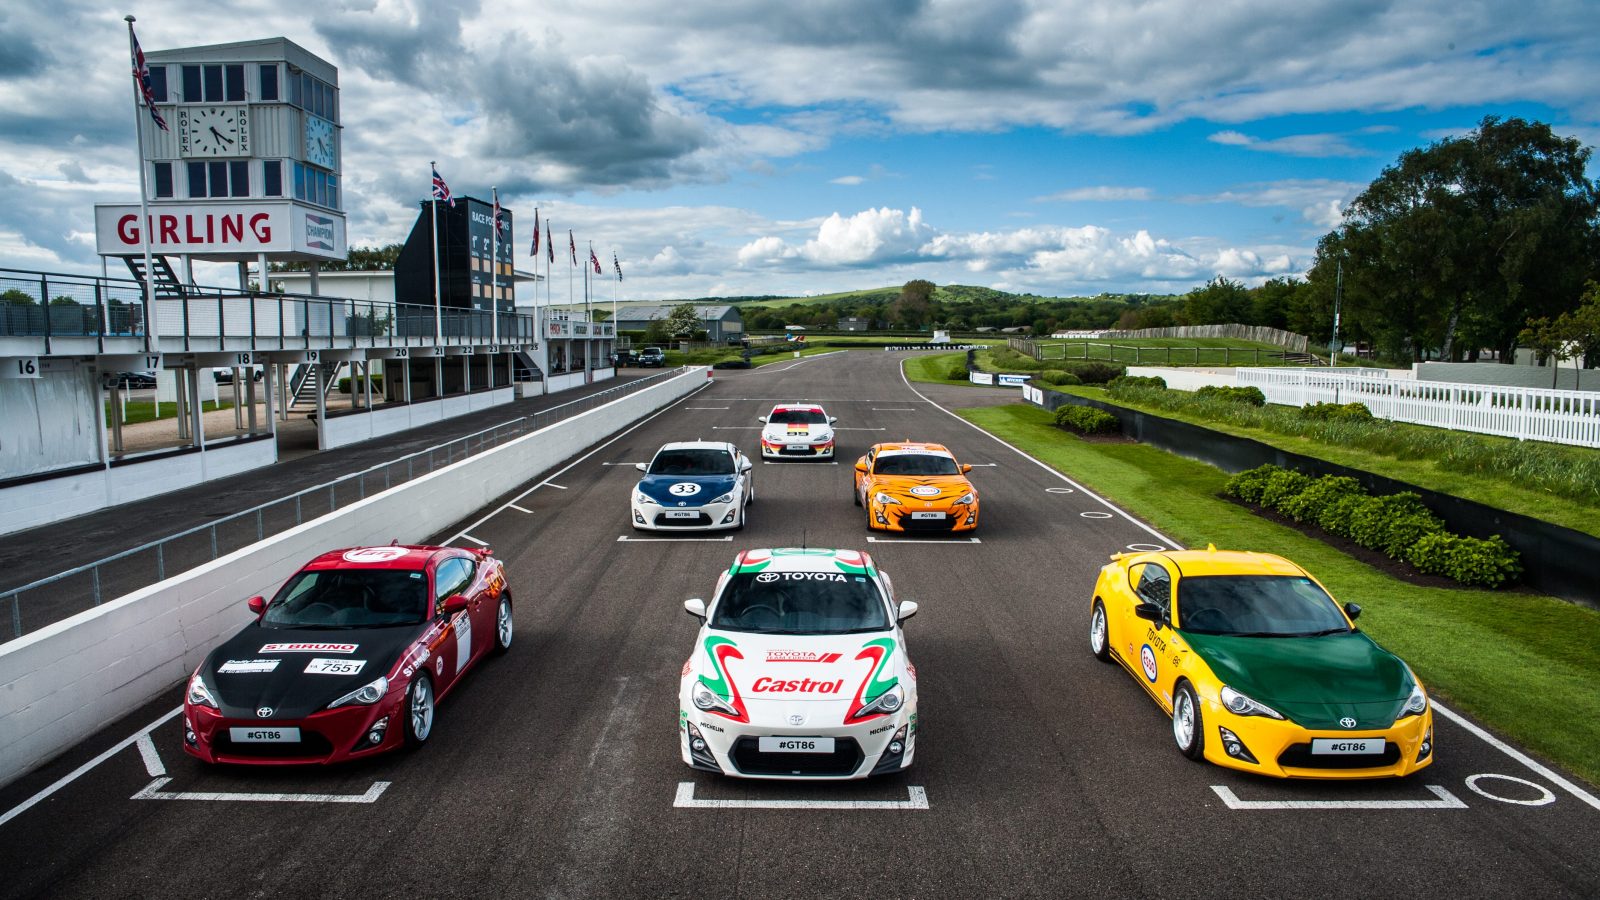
[229,726,301,743]
[786,444,810,451]
[1311,738,1384,755]
[664,510,699,519]
[911,511,946,520]
[759,736,836,753]
[304,657,366,675]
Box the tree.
[664,303,702,337]
[271,243,403,272]
[1516,316,1573,388]
[1319,117,1600,362]
[892,279,936,329]
[3,289,37,305]
[1179,277,1251,325]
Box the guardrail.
[0,367,688,642]
[1236,368,1600,448]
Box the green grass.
[1027,337,1317,367]
[1065,384,1600,538]
[106,399,234,426]
[959,402,1600,787]
[902,351,977,386]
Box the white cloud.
[830,175,865,185]
[1036,186,1154,202]
[1206,129,1374,157]
[1183,179,1362,228]
[739,207,932,268]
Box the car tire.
[732,504,745,532]
[1172,681,1204,761]
[853,485,862,507]
[403,673,435,749]
[1089,600,1112,663]
[493,595,513,655]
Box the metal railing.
[0,266,609,355]
[0,367,688,642]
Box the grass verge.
[902,351,977,386]
[959,401,1600,787]
[106,399,235,426]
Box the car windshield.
[874,453,960,476]
[1177,575,1350,637]
[711,571,891,635]
[262,568,429,628]
[769,409,828,425]
[649,448,734,475]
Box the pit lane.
[2,350,1598,899]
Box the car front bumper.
[1203,702,1435,779]
[678,704,917,780]
[760,438,835,459]
[632,498,741,531]
[182,693,405,765]
[868,501,978,533]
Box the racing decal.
[455,614,472,674]
[751,677,845,693]
[755,571,846,583]
[218,659,280,674]
[402,646,431,678]
[697,636,749,721]
[732,550,773,574]
[260,642,358,654]
[436,655,445,676]
[766,650,842,663]
[668,482,702,496]
[341,547,410,564]
[1140,644,1158,682]
[829,549,877,578]
[908,485,941,497]
[847,638,900,722]
[305,658,367,675]
[681,657,694,677]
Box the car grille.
[652,512,713,527]
[730,737,865,777]
[213,730,336,759]
[777,446,823,456]
[1277,741,1401,770]
[894,513,958,532]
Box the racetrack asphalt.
[2,350,1597,899]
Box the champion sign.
[304,213,336,250]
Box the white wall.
[0,437,277,537]
[1416,361,1600,393]
[0,368,706,789]
[318,387,516,450]
[0,367,100,478]
[1126,366,1236,391]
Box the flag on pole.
[129,25,169,132]
[613,253,622,281]
[431,166,455,207]
[546,221,554,264]
[568,230,577,266]
[530,208,540,257]
[492,191,505,239]
[590,247,602,275]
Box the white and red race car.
[757,403,837,459]
[678,548,920,779]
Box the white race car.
[678,548,920,779]
[758,403,838,459]
[632,441,755,531]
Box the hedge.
[337,375,384,393]
[1195,384,1266,406]
[1053,405,1120,435]
[1222,463,1521,588]
[1301,401,1375,422]
[1062,361,1125,384]
[1107,375,1167,391]
[1038,369,1084,386]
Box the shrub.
[1223,464,1280,505]
[337,375,384,393]
[1301,401,1375,422]
[1408,533,1523,588]
[1038,369,1083,386]
[1317,493,1372,538]
[1054,405,1119,434]
[1257,468,1314,510]
[947,363,971,381]
[1195,384,1267,406]
[1278,475,1363,523]
[1107,375,1167,391]
[1064,361,1125,384]
[1347,492,1435,552]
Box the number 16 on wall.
[2,357,40,379]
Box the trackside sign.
[94,202,347,260]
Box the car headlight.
[712,491,735,504]
[691,680,740,717]
[186,669,218,709]
[1401,681,1427,717]
[329,676,390,709]
[852,682,905,719]
[635,491,655,505]
[954,492,976,505]
[873,492,902,505]
[1219,685,1284,719]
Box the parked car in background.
[101,370,157,390]
[611,349,638,367]
[213,366,264,383]
[637,347,666,367]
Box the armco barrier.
[1026,386,1599,607]
[0,367,707,789]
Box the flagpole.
[490,186,499,347]
[584,241,592,383]
[125,16,159,353]
[429,162,441,344]
[531,207,540,389]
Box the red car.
[182,544,511,765]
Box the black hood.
[203,624,424,719]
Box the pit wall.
[0,367,706,789]
[318,386,516,450]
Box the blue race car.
[632,441,755,531]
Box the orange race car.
[853,442,979,533]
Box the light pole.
[1329,256,1343,367]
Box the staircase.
[288,361,344,409]
[122,256,186,299]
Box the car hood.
[203,624,423,719]
[869,475,973,502]
[636,473,738,506]
[762,422,833,444]
[692,629,906,725]
[1181,630,1413,729]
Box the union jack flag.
[431,166,455,207]
[546,221,554,264]
[589,248,602,274]
[530,208,540,257]
[129,25,169,132]
[613,253,622,281]
[568,230,577,266]
[492,193,505,239]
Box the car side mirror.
[247,595,267,615]
[684,598,707,620]
[1344,602,1362,621]
[635,462,648,472]
[757,416,768,424]
[898,600,919,622]
[739,459,753,473]
[829,416,838,425]
[1134,602,1165,625]
[960,464,973,474]
[442,594,470,616]
[854,461,869,473]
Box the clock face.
[304,115,336,169]
[180,106,249,157]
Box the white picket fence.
[1236,368,1600,448]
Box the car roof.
[302,544,454,572]
[769,403,828,412]
[1132,549,1308,578]
[870,441,953,457]
[729,548,879,576]
[655,440,736,452]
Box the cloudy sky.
[1,0,1596,300]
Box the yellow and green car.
[1089,547,1434,778]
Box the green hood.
[1180,631,1413,730]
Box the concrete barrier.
[318,387,516,450]
[0,367,707,789]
